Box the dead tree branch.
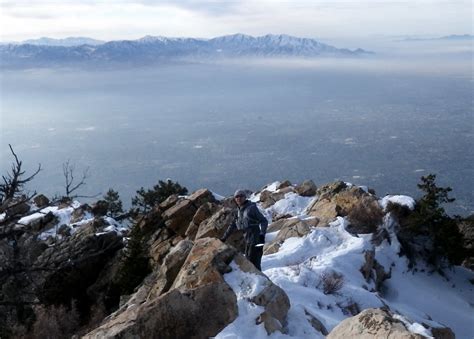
[63,160,89,198]
[0,144,41,204]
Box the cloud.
[0,0,471,42]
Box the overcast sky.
[0,0,472,42]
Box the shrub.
[116,222,151,295]
[400,174,466,267]
[319,270,344,295]
[31,302,80,339]
[132,179,187,213]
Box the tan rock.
[195,207,234,240]
[185,202,220,240]
[163,199,197,236]
[172,237,237,290]
[158,194,180,210]
[148,239,194,298]
[187,188,217,206]
[264,218,310,255]
[84,282,237,339]
[327,308,425,339]
[260,186,296,209]
[296,180,317,197]
[306,198,340,226]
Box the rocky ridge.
[0,179,472,338]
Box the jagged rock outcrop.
[306,182,381,230]
[84,237,291,338]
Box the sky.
[0,0,472,42]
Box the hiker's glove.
[259,234,265,244]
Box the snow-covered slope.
[217,183,474,338]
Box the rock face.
[327,308,424,339]
[85,237,292,338]
[0,202,125,333]
[85,238,239,339]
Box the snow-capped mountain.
[0,34,373,67]
[21,37,105,46]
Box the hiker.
[220,189,268,270]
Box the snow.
[265,193,315,218]
[380,195,416,210]
[31,201,122,241]
[0,213,6,222]
[217,191,474,338]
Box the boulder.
[185,202,220,240]
[296,180,317,197]
[327,308,424,339]
[171,238,236,290]
[306,183,379,228]
[260,186,296,209]
[159,194,180,210]
[194,207,245,252]
[233,254,291,334]
[187,188,217,206]
[163,199,197,236]
[316,181,347,199]
[277,180,292,190]
[195,207,235,240]
[264,218,311,255]
[33,194,50,208]
[306,198,340,226]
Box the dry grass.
[319,270,344,295]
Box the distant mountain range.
[0,34,373,68]
[398,34,474,42]
[21,37,106,46]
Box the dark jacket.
[222,200,268,245]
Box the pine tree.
[103,188,123,218]
[131,179,187,212]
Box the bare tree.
[0,144,41,207]
[62,160,89,198]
